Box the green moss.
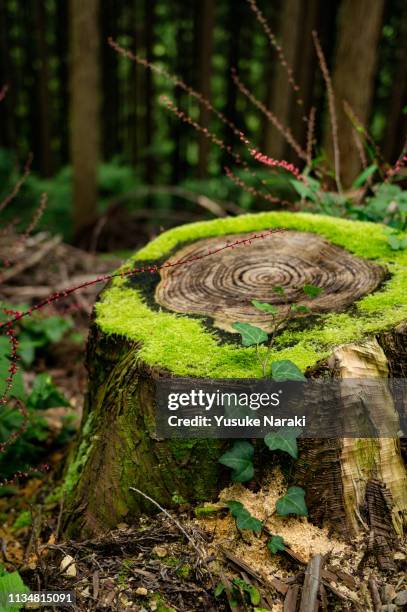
[63,413,95,495]
[96,212,407,376]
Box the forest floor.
[1,237,406,611]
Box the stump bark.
[62,212,407,551]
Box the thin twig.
[129,487,205,560]
[312,31,342,194]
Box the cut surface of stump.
[61,212,407,545]
[156,230,386,332]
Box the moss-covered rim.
[95,212,407,378]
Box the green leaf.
[302,284,322,298]
[219,441,254,482]
[352,164,377,188]
[232,578,261,605]
[264,427,302,459]
[235,512,263,533]
[27,373,69,410]
[0,571,29,611]
[387,235,407,251]
[227,500,263,533]
[290,179,318,202]
[276,486,308,516]
[271,360,306,381]
[267,535,286,554]
[232,322,268,347]
[251,300,278,315]
[214,583,225,597]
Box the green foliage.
[352,164,377,188]
[232,578,261,606]
[0,337,25,400]
[251,300,278,315]
[26,373,69,410]
[267,535,285,554]
[218,441,254,482]
[271,360,306,381]
[387,234,407,251]
[232,322,268,347]
[302,284,322,298]
[275,486,308,517]
[264,427,302,459]
[227,500,263,533]
[0,570,29,611]
[12,511,31,531]
[214,578,261,608]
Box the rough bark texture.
[264,0,303,159]
[323,0,385,186]
[62,324,223,537]
[63,215,407,551]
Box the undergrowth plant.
[217,284,321,597]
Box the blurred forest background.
[0,0,406,249]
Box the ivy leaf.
[236,512,263,533]
[271,360,306,381]
[227,500,263,533]
[219,441,254,482]
[264,427,302,459]
[302,284,322,298]
[251,300,278,315]
[267,535,286,554]
[232,322,268,347]
[276,486,308,516]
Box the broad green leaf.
[352,164,377,188]
[267,535,286,554]
[264,427,302,459]
[302,284,322,298]
[251,300,278,315]
[271,360,306,381]
[227,500,263,533]
[235,512,263,533]
[219,441,254,482]
[226,500,245,515]
[0,571,29,611]
[232,322,268,347]
[276,486,308,516]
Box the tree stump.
[62,212,407,547]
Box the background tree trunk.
[197,0,214,179]
[264,0,302,159]
[62,212,407,563]
[69,0,100,236]
[322,0,385,187]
